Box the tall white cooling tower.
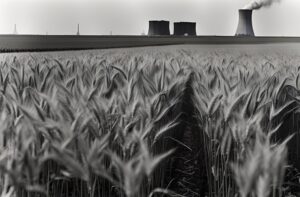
[235,9,255,36]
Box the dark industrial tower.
[148,20,170,36]
[235,9,255,36]
[173,22,197,36]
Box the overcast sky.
[0,0,299,36]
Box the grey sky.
[0,0,299,36]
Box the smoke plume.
[243,0,281,10]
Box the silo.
[173,22,197,36]
[148,20,170,36]
[235,9,255,36]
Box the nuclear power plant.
[174,22,197,36]
[148,20,170,36]
[235,9,255,36]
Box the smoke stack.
[148,20,170,36]
[174,22,197,36]
[235,9,255,36]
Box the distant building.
[235,9,255,36]
[173,22,197,36]
[148,20,170,36]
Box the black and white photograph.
[0,0,300,196]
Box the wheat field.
[0,44,299,197]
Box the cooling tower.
[173,22,197,36]
[148,20,170,36]
[235,9,255,36]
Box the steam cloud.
[243,0,281,10]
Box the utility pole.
[77,24,80,35]
[13,24,17,34]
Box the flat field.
[1,35,300,52]
[0,44,300,197]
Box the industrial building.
[148,20,170,36]
[235,9,255,36]
[173,22,197,36]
